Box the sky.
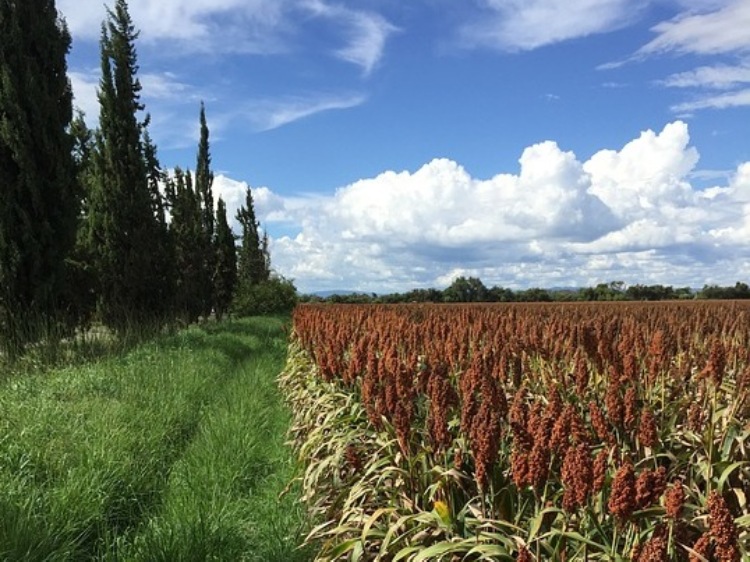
[57,0,750,293]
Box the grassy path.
[0,317,311,561]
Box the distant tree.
[213,198,237,321]
[735,282,750,298]
[195,102,214,317]
[516,288,552,302]
[232,275,297,316]
[443,276,489,302]
[236,188,269,287]
[674,286,694,300]
[401,288,443,303]
[579,281,627,301]
[0,0,78,353]
[625,284,675,301]
[85,0,171,330]
[488,286,516,302]
[698,282,750,300]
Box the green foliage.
[233,276,298,317]
[166,168,205,322]
[142,128,175,311]
[213,198,237,321]
[236,188,270,287]
[0,317,311,560]
[443,276,489,302]
[0,0,78,354]
[195,102,215,317]
[698,282,750,300]
[84,0,171,331]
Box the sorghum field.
[281,302,750,561]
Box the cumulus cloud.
[211,174,311,234]
[235,121,750,293]
[584,121,700,219]
[460,0,645,51]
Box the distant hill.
[310,290,372,298]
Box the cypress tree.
[167,168,203,323]
[85,0,169,330]
[0,0,78,353]
[143,127,174,314]
[65,111,98,329]
[213,198,236,321]
[236,188,269,287]
[194,102,214,317]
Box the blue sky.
[58,0,750,293]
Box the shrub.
[232,276,297,317]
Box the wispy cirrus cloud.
[58,0,290,54]
[671,88,750,113]
[459,0,646,52]
[59,0,398,71]
[232,92,367,131]
[660,63,750,90]
[600,1,750,114]
[636,0,750,57]
[62,0,387,150]
[300,0,398,75]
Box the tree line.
[0,0,292,358]
[306,277,750,304]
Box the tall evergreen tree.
[0,0,78,353]
[213,198,236,321]
[166,168,203,322]
[194,102,214,317]
[85,0,170,330]
[236,188,269,287]
[143,127,174,312]
[65,111,98,329]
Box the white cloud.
[58,0,397,71]
[68,68,210,148]
[232,93,366,131]
[58,0,288,54]
[660,63,750,90]
[139,73,204,102]
[460,0,645,51]
[228,121,750,293]
[637,0,750,57]
[584,121,700,219]
[670,88,750,112]
[301,0,398,75]
[68,70,100,120]
[600,2,750,115]
[211,174,316,241]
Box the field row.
[283,302,749,561]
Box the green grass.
[0,316,312,561]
